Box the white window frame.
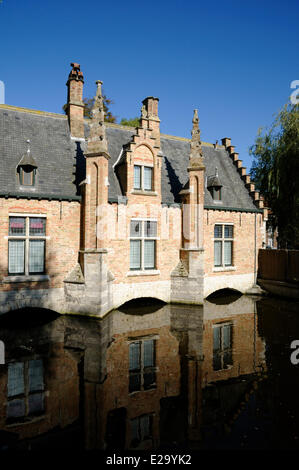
[133,164,153,191]
[213,223,234,268]
[8,215,47,276]
[212,322,233,371]
[130,219,157,271]
[6,359,45,423]
[129,337,157,393]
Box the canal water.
[0,294,299,451]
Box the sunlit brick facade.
[0,63,267,317]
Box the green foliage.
[250,103,299,248]
[120,117,140,127]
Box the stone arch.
[133,143,155,165]
[206,287,243,301]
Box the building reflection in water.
[0,295,272,450]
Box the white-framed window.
[6,359,45,423]
[8,216,46,275]
[214,224,233,267]
[130,220,157,270]
[213,323,233,371]
[133,165,153,191]
[129,338,156,393]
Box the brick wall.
[0,198,80,292]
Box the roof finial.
[86,80,109,156]
[95,80,103,98]
[189,109,204,167]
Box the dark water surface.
[0,294,299,451]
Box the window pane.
[214,241,222,267]
[29,359,44,392]
[21,167,34,186]
[9,217,25,236]
[143,167,152,190]
[144,371,156,390]
[7,363,24,397]
[213,353,222,371]
[223,325,232,349]
[7,399,25,419]
[29,240,45,273]
[134,165,141,189]
[130,220,141,238]
[223,351,233,368]
[144,340,154,367]
[9,240,25,274]
[28,392,44,415]
[145,221,157,238]
[144,240,155,269]
[224,225,233,238]
[131,418,139,442]
[213,188,221,200]
[130,240,141,270]
[129,342,140,371]
[213,327,221,352]
[29,218,46,236]
[140,415,150,439]
[129,373,141,393]
[214,224,222,238]
[224,241,232,266]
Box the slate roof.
[0,105,259,212]
[0,105,82,200]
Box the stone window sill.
[126,270,160,277]
[6,415,45,427]
[212,267,236,272]
[130,190,158,196]
[2,275,50,283]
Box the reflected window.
[129,339,156,393]
[6,359,45,423]
[213,323,233,371]
[130,414,153,448]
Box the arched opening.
[206,288,242,305]
[117,297,166,315]
[0,307,60,329]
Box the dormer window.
[207,167,222,201]
[134,165,153,191]
[210,186,221,201]
[19,166,36,186]
[17,140,38,188]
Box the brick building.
[0,63,267,317]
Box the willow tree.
[250,103,299,248]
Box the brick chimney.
[66,63,84,139]
[140,96,160,147]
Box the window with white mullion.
[133,165,153,191]
[8,216,46,276]
[130,220,157,271]
[214,224,234,267]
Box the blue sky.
[0,0,298,170]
